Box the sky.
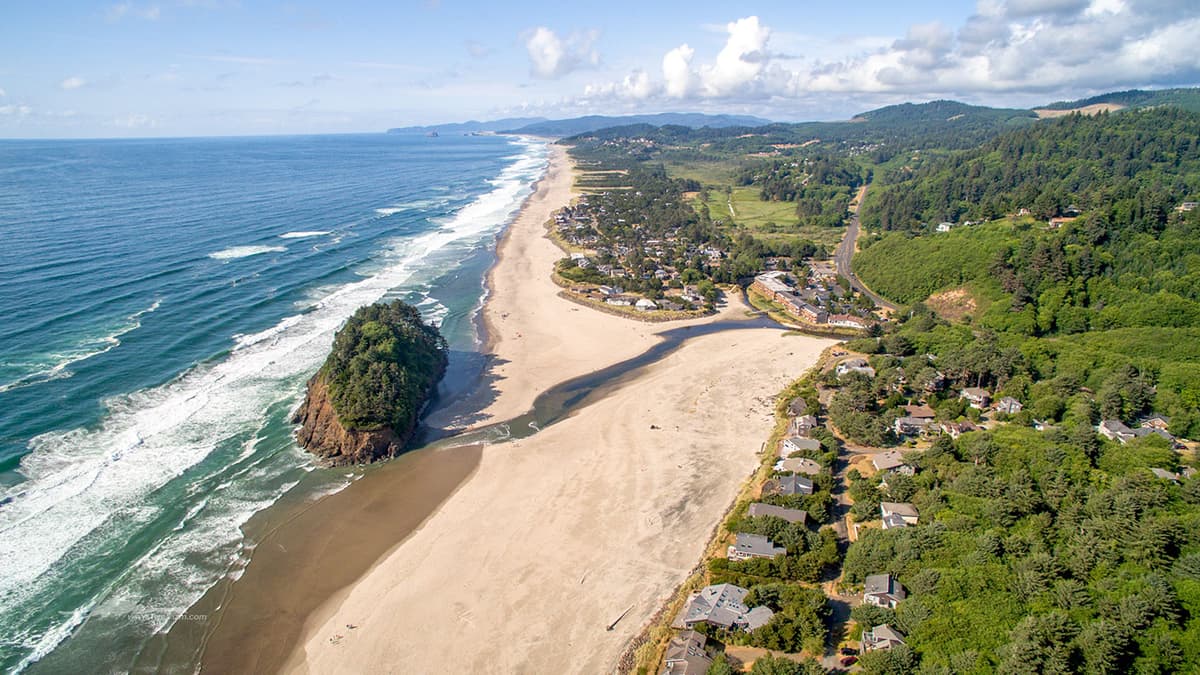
[1,0,1199,137]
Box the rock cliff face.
[292,373,407,466]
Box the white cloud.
[0,87,6,97]
[60,76,86,90]
[662,45,696,98]
[110,113,157,129]
[0,104,33,116]
[701,16,770,97]
[579,4,1200,107]
[523,26,599,79]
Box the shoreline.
[174,140,834,674]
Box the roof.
[961,387,990,398]
[873,451,909,471]
[882,513,909,529]
[776,457,822,475]
[731,533,786,558]
[776,474,814,495]
[742,606,775,631]
[880,501,919,518]
[675,584,750,629]
[1150,468,1179,481]
[864,574,907,600]
[904,404,936,418]
[747,502,807,524]
[869,624,906,644]
[783,437,822,452]
[787,397,808,416]
[894,416,934,430]
[663,630,710,671]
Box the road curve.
[833,184,899,312]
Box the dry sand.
[274,142,834,673]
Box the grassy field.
[661,157,740,185]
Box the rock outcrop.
[292,373,407,466]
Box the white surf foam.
[278,231,330,239]
[0,300,161,394]
[0,137,550,671]
[207,245,287,260]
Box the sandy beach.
[279,144,834,673]
[190,141,834,674]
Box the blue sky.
[1,0,1198,137]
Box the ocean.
[0,132,548,672]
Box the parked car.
[840,655,858,667]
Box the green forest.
[320,300,448,433]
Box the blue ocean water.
[0,133,547,671]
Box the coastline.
[181,141,834,674]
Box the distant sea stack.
[293,300,448,465]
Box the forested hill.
[564,100,1041,159]
[862,107,1200,231]
[1040,87,1200,113]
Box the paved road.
[833,185,899,312]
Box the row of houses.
[1098,416,1183,448]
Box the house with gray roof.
[661,630,712,675]
[863,574,907,609]
[873,450,914,476]
[775,457,822,475]
[995,396,1023,414]
[893,415,935,438]
[728,533,787,562]
[781,436,822,456]
[960,387,991,409]
[747,502,808,525]
[1150,468,1180,482]
[787,397,809,416]
[774,474,814,496]
[880,502,919,529]
[788,415,820,437]
[861,624,906,652]
[837,358,876,378]
[672,584,774,633]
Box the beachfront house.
[837,358,876,378]
[727,533,787,562]
[863,574,907,609]
[861,624,907,652]
[940,420,978,439]
[775,457,822,475]
[781,436,822,457]
[635,298,659,312]
[881,502,919,529]
[672,584,774,633]
[747,502,807,525]
[786,397,808,417]
[661,631,712,675]
[774,474,814,496]
[788,415,820,437]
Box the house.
[863,574,907,609]
[995,397,1023,415]
[781,436,822,456]
[661,631,712,675]
[1048,216,1077,228]
[775,457,823,475]
[747,502,808,525]
[894,416,935,438]
[1150,468,1180,483]
[673,584,774,632]
[828,314,872,330]
[960,387,991,409]
[1177,201,1199,212]
[861,624,907,652]
[940,420,978,438]
[788,415,820,437]
[728,533,787,561]
[837,358,876,378]
[904,404,936,419]
[873,450,914,476]
[786,397,809,416]
[1098,419,1136,443]
[798,302,829,324]
[597,285,620,296]
[1142,414,1171,431]
[606,296,636,307]
[936,222,954,232]
[774,474,814,496]
[924,370,947,392]
[635,298,659,312]
[880,502,919,529]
